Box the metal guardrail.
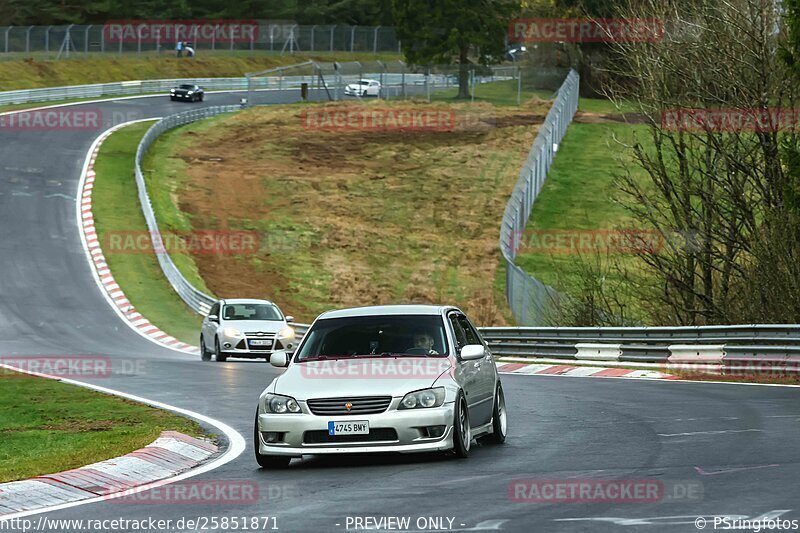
[479,326,800,363]
[499,70,580,326]
[0,71,513,107]
[135,105,240,315]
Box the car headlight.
[399,387,446,410]
[187,91,194,95]
[277,326,295,339]
[263,393,301,414]
[222,327,242,338]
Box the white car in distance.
[200,299,296,362]
[344,79,382,97]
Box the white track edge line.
[75,120,202,356]
[0,362,247,521]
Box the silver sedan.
[253,305,507,468]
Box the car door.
[456,314,495,426]
[369,81,380,96]
[447,312,482,428]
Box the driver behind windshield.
[410,332,439,355]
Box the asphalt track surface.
[1,91,799,532]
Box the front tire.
[482,383,507,444]
[200,335,211,361]
[215,338,228,362]
[450,392,471,458]
[254,412,291,468]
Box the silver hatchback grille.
[307,396,392,416]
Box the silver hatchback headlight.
[399,387,446,410]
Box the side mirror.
[270,350,292,368]
[207,314,219,323]
[284,315,295,323]
[459,344,485,361]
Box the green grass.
[0,369,205,482]
[514,121,652,317]
[92,122,205,344]
[0,52,401,91]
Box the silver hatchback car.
[254,305,507,468]
[200,299,296,362]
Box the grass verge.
[513,119,653,319]
[92,121,205,344]
[141,95,554,325]
[0,369,204,482]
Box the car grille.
[245,332,276,337]
[306,396,392,416]
[303,428,398,444]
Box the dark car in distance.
[170,84,204,102]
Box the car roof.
[221,298,275,305]
[318,304,456,319]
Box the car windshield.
[222,303,282,321]
[296,315,449,361]
[358,81,370,85]
[179,84,195,90]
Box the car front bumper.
[220,337,294,358]
[257,402,455,457]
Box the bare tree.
[602,0,800,324]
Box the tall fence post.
[4,27,10,53]
[350,26,356,52]
[310,25,316,51]
[373,26,380,53]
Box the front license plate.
[250,339,273,346]
[328,420,369,436]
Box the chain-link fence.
[244,61,561,106]
[499,69,580,325]
[0,24,399,58]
